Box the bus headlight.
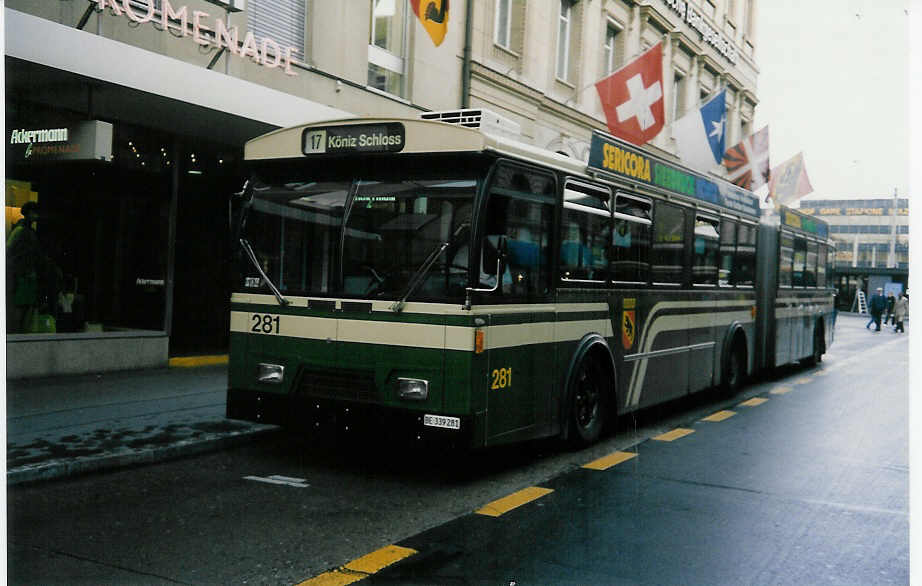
[256,363,285,384]
[398,378,429,400]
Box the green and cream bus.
[226,111,835,448]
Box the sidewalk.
[5,364,276,485]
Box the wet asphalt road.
[6,315,909,585]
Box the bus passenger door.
[484,312,554,443]
[478,163,556,444]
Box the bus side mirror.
[230,180,254,247]
[463,235,508,309]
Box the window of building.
[248,0,306,62]
[603,20,624,75]
[673,71,686,121]
[481,164,555,300]
[560,181,611,283]
[693,215,720,285]
[735,222,756,286]
[612,193,652,285]
[652,202,687,285]
[556,0,572,82]
[744,0,754,38]
[368,0,408,96]
[495,0,512,48]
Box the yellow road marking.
[771,385,793,395]
[476,486,554,517]
[701,410,736,422]
[652,428,695,442]
[795,376,813,384]
[739,397,768,407]
[168,354,229,367]
[297,545,417,585]
[582,451,637,470]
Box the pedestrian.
[885,291,896,325]
[6,202,42,333]
[893,293,909,333]
[867,287,887,332]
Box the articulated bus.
[226,111,836,448]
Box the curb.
[7,425,277,486]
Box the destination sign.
[782,208,828,238]
[302,123,405,155]
[587,131,760,217]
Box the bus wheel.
[722,342,746,395]
[568,359,606,446]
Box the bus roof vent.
[420,109,521,140]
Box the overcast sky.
[753,0,910,201]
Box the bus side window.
[693,215,720,286]
[482,165,555,299]
[805,240,818,287]
[612,194,652,285]
[778,232,794,287]
[792,236,807,287]
[560,181,611,283]
[735,222,757,286]
[718,218,737,287]
[816,243,827,288]
[652,201,687,285]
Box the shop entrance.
[169,140,243,356]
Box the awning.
[4,8,351,138]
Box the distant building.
[798,197,909,310]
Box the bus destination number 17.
[303,130,327,154]
[251,313,281,335]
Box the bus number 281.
[251,314,281,334]
[491,367,512,390]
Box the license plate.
[423,414,461,430]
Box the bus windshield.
[240,165,479,301]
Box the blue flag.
[672,89,726,172]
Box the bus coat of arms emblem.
[622,310,636,350]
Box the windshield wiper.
[390,223,468,313]
[389,241,449,313]
[240,237,290,307]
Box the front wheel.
[568,359,607,447]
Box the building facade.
[798,197,909,310]
[5,0,760,378]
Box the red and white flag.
[722,126,770,191]
[767,152,814,207]
[595,43,665,146]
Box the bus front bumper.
[226,388,474,446]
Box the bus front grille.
[296,369,377,402]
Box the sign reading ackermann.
[587,131,760,217]
[9,121,114,162]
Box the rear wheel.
[806,326,824,366]
[721,341,746,395]
[568,359,606,447]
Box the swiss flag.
[595,43,665,146]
